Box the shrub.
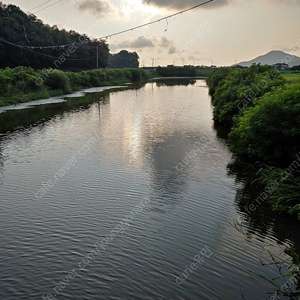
[229,84,300,162]
[44,69,72,93]
[207,65,286,126]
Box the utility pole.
[96,45,99,69]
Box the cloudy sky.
[4,0,300,66]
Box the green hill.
[0,2,109,70]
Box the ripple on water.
[0,80,294,300]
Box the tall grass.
[258,166,300,219]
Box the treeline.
[207,65,300,219]
[156,65,214,77]
[0,66,150,107]
[0,3,109,70]
[291,65,300,71]
[108,50,139,68]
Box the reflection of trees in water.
[0,141,4,185]
[155,79,196,87]
[0,91,112,133]
[228,158,300,252]
[229,158,300,298]
[213,121,231,140]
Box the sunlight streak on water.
[0,80,294,300]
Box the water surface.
[0,79,298,300]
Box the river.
[0,79,299,300]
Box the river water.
[0,79,299,300]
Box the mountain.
[235,50,300,67]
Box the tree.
[0,3,110,70]
[108,50,139,68]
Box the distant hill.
[235,50,300,67]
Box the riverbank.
[0,67,152,107]
[207,67,300,219]
[0,66,216,107]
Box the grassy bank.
[282,72,300,84]
[207,67,300,219]
[0,66,152,107]
[0,66,214,107]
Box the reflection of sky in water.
[0,79,296,300]
[98,81,233,220]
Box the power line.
[0,0,213,65]
[0,37,96,61]
[1,0,213,50]
[97,0,214,40]
[28,0,53,12]
[0,36,136,66]
[0,38,76,50]
[34,0,62,14]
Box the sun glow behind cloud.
[119,0,161,15]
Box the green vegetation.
[207,65,286,126]
[258,166,300,218]
[0,3,109,70]
[207,66,300,219]
[156,65,214,77]
[291,65,300,71]
[0,66,151,107]
[108,50,140,68]
[229,83,300,162]
[246,244,300,299]
[282,73,300,84]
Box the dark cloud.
[111,36,155,51]
[133,36,156,48]
[159,36,174,48]
[142,0,300,9]
[78,0,114,16]
[142,0,232,10]
[158,36,177,54]
[168,45,177,54]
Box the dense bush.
[207,65,286,126]
[156,66,197,77]
[229,84,300,161]
[130,68,148,81]
[87,69,107,86]
[207,66,300,218]
[0,66,41,95]
[206,67,232,95]
[43,69,72,93]
[0,67,151,106]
